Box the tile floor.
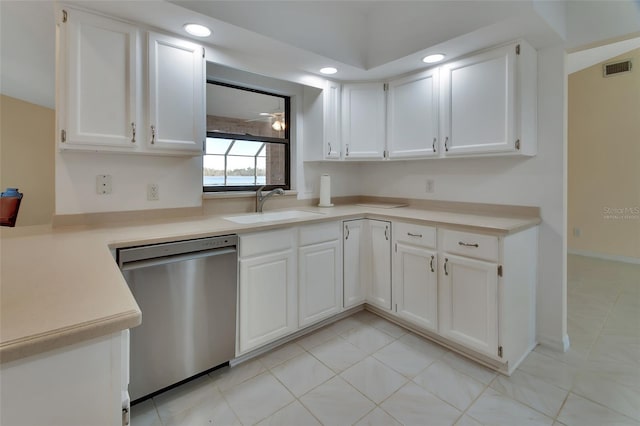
[131,254,640,425]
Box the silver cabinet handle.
[345,225,350,240]
[407,232,422,238]
[328,142,332,155]
[346,144,349,156]
[444,257,449,275]
[385,225,389,241]
[444,136,449,152]
[131,122,136,143]
[432,137,436,152]
[150,125,156,144]
[458,241,479,248]
[429,255,435,273]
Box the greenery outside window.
[204,81,290,192]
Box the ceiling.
[173,1,529,70]
[2,0,640,110]
[64,0,570,83]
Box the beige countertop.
[0,204,540,364]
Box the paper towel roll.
[318,174,333,207]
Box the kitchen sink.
[223,210,324,224]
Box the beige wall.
[568,48,640,260]
[0,95,55,226]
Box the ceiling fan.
[246,112,286,131]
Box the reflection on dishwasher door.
[118,235,237,402]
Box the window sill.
[202,190,298,200]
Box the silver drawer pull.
[407,232,422,238]
[458,241,479,248]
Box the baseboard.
[537,333,570,353]
[568,249,640,265]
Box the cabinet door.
[387,69,439,158]
[299,240,342,327]
[60,9,139,150]
[441,43,517,155]
[148,32,204,153]
[394,243,438,332]
[323,81,341,159]
[239,250,296,353]
[341,83,386,159]
[368,220,392,310]
[439,254,499,358]
[343,220,366,308]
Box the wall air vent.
[603,59,632,77]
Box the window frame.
[203,80,291,193]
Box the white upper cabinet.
[57,8,139,151]
[56,8,205,156]
[323,80,341,159]
[387,68,439,158]
[440,41,537,156]
[341,83,386,159]
[147,32,205,153]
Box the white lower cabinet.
[343,219,367,308]
[343,219,392,310]
[238,229,297,354]
[367,220,392,310]
[0,331,130,426]
[439,253,499,357]
[389,222,537,373]
[236,219,537,375]
[298,222,342,327]
[393,222,438,332]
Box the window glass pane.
[202,142,285,187]
[228,140,264,156]
[205,138,232,155]
[203,155,225,186]
[207,83,286,140]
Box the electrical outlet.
[96,175,112,195]
[573,227,581,237]
[147,183,159,201]
[426,179,435,193]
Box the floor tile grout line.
[485,371,561,423]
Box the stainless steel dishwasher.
[118,235,237,402]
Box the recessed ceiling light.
[183,23,211,37]
[422,54,446,64]
[320,67,338,75]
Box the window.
[204,81,290,192]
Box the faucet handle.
[256,185,266,196]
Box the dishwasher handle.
[120,247,236,271]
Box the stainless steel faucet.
[256,186,285,212]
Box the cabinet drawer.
[299,221,341,246]
[442,229,499,262]
[239,228,295,258]
[394,222,436,248]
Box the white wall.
[358,46,568,350]
[0,1,55,109]
[55,153,202,214]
